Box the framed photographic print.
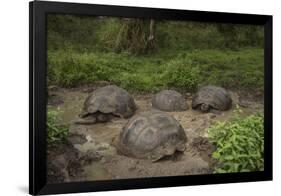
[29,1,273,195]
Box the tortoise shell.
[192,85,232,111]
[152,90,188,111]
[80,85,137,119]
[115,110,187,161]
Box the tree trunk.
[114,18,157,55]
[146,19,156,51]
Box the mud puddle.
[47,87,263,182]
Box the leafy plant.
[163,58,200,92]
[47,109,69,144]
[208,114,264,173]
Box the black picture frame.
[29,1,273,195]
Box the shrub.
[47,109,69,144]
[208,113,264,173]
[163,58,199,92]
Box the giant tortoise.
[76,85,137,124]
[115,110,187,161]
[152,90,188,112]
[192,85,232,113]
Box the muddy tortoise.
[152,90,188,112]
[192,85,232,113]
[115,110,187,161]
[76,85,137,124]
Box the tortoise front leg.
[209,108,222,115]
[75,115,97,125]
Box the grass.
[47,47,264,92]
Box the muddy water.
[48,88,263,182]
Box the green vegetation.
[47,15,264,52]
[47,109,69,144]
[47,48,263,92]
[162,57,200,91]
[208,113,264,173]
[47,15,264,92]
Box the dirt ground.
[47,84,263,183]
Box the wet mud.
[47,86,263,182]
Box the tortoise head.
[96,113,110,122]
[200,103,210,112]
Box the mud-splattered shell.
[81,85,137,118]
[192,85,232,111]
[116,111,187,161]
[152,90,188,111]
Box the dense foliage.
[47,109,69,144]
[47,48,263,92]
[47,15,264,92]
[47,15,264,52]
[208,113,264,173]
